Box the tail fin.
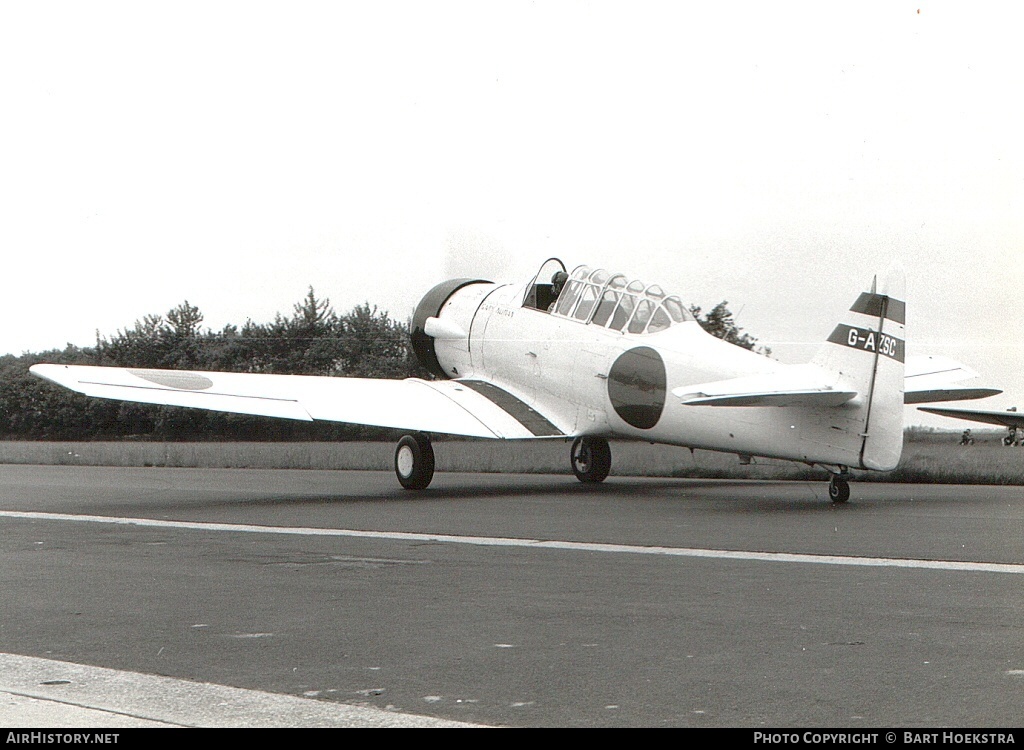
[811,266,906,470]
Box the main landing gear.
[828,468,851,504]
[394,433,614,490]
[395,433,434,490]
[571,436,612,484]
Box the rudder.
[812,266,906,470]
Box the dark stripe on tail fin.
[849,292,906,324]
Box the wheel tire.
[571,437,611,484]
[828,477,850,504]
[395,434,434,490]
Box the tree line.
[0,289,761,441]
[0,289,424,441]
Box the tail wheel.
[395,433,434,490]
[571,437,612,484]
[828,475,850,504]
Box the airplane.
[29,257,1001,503]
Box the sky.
[2,1,1021,428]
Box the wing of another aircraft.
[917,406,1024,429]
[29,364,568,440]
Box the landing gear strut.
[828,469,850,504]
[571,436,611,484]
[395,433,434,490]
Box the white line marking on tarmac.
[4,509,1023,575]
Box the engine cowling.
[410,278,492,379]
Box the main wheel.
[395,433,435,490]
[828,476,850,504]
[571,436,611,484]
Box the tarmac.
[0,653,486,728]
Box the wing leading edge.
[29,364,567,440]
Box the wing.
[917,406,1024,429]
[29,365,569,439]
[904,354,1002,404]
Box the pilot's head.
[551,271,568,292]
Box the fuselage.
[420,272,874,469]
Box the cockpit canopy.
[524,261,695,335]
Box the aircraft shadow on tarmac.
[83,475,874,515]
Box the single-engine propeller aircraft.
[31,258,1000,503]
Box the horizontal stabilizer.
[904,387,1003,404]
[917,406,1024,429]
[677,389,858,408]
[673,366,857,408]
[904,354,1001,403]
